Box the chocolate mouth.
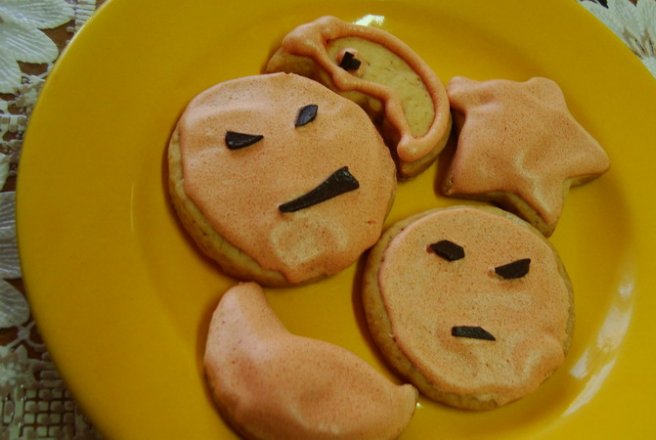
[278,166,360,213]
[451,326,496,341]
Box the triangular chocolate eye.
[429,240,464,261]
[495,258,531,279]
[295,104,318,127]
[225,131,263,150]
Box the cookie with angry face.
[362,205,574,410]
[169,73,396,286]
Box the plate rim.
[16,0,656,438]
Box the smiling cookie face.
[363,205,573,409]
[169,73,396,285]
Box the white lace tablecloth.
[1,0,654,438]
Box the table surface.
[1,0,654,438]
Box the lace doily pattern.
[1,2,103,438]
[0,1,654,439]
[583,0,656,75]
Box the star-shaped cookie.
[441,76,610,236]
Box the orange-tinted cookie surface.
[172,73,396,284]
[363,206,573,409]
[204,282,418,440]
[442,76,610,236]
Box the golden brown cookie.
[266,16,451,178]
[362,205,574,410]
[169,73,396,286]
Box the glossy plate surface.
[17,0,656,438]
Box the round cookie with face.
[362,205,574,410]
[169,73,396,286]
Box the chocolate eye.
[339,51,361,71]
[428,240,464,261]
[295,104,318,127]
[225,131,263,150]
[494,258,531,279]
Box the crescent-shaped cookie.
[204,282,418,439]
[266,16,451,178]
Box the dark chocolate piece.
[451,326,496,341]
[225,131,264,150]
[339,51,361,71]
[279,166,359,213]
[494,258,531,279]
[429,240,465,261]
[295,104,318,127]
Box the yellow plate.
[17,0,656,438]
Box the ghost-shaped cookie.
[362,205,574,410]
